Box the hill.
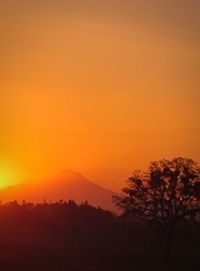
[0,169,117,212]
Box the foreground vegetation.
[0,200,200,271]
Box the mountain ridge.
[0,169,117,212]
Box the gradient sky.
[0,0,200,190]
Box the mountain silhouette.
[0,169,117,212]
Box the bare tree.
[114,157,200,261]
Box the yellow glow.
[0,161,25,189]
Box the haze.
[0,0,199,190]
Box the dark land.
[0,200,200,271]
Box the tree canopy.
[114,157,200,233]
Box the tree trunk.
[165,229,174,264]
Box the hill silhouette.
[0,169,117,212]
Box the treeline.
[0,200,115,249]
[0,200,200,271]
[0,199,114,221]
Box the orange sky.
[0,0,200,190]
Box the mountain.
[0,170,117,212]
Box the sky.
[0,0,200,190]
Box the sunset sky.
[0,0,199,190]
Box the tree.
[114,157,200,261]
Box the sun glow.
[0,161,24,189]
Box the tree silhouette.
[114,157,200,261]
